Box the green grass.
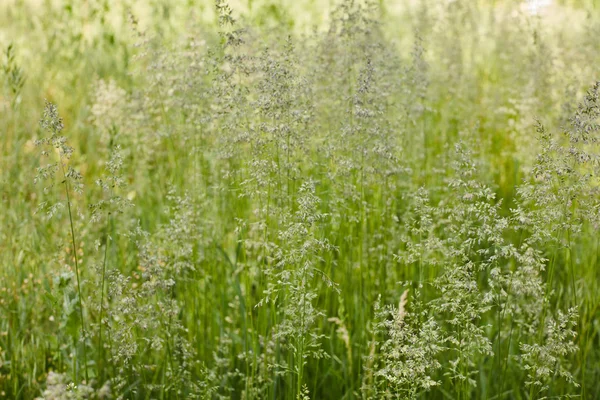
[1,0,599,399]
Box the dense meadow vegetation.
[1,0,600,398]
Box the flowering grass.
[1,0,599,399]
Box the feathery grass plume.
[35,101,89,382]
[390,142,520,396]
[364,291,443,399]
[87,144,134,384]
[89,146,133,225]
[509,82,600,397]
[251,36,311,209]
[517,83,600,279]
[428,144,500,394]
[259,180,336,398]
[520,307,579,395]
[103,221,205,397]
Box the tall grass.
[1,0,599,399]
